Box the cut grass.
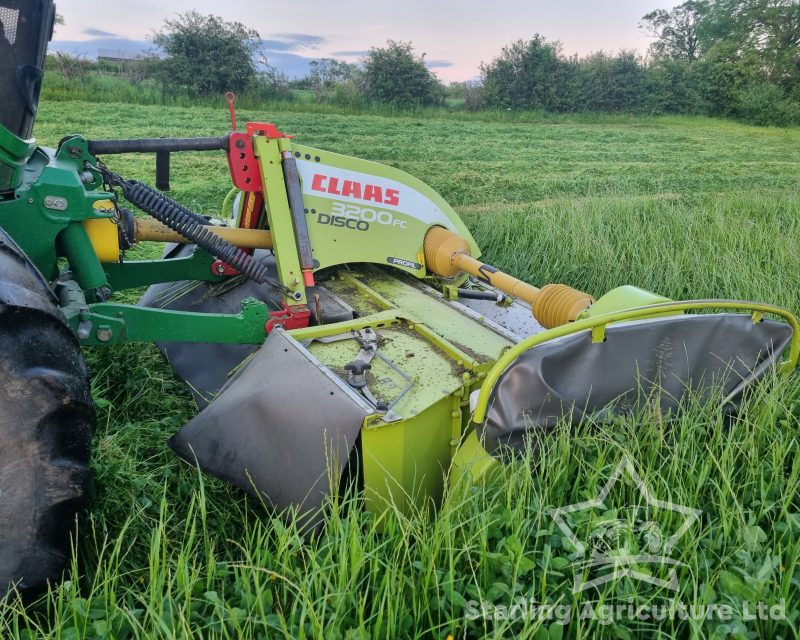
[1,101,799,639]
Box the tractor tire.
[0,230,95,595]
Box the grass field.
[2,100,800,639]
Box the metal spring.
[116,178,285,292]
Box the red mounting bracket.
[226,122,293,192]
[246,121,293,139]
[211,260,240,277]
[266,305,311,332]
[227,132,261,192]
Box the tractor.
[1,0,797,594]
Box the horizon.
[49,0,678,82]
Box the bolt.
[216,264,226,274]
[68,146,81,158]
[96,327,113,342]
[235,139,245,148]
[93,286,112,302]
[76,320,92,340]
[292,291,303,300]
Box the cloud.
[260,52,317,78]
[426,59,453,68]
[84,28,120,38]
[49,38,151,59]
[331,50,369,57]
[260,39,298,52]
[264,33,325,50]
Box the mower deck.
[146,255,531,514]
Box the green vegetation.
[43,0,800,125]
[151,12,262,96]
[1,100,799,638]
[361,41,444,108]
[480,0,800,125]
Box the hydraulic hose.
[101,168,288,294]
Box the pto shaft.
[423,226,594,328]
[134,217,273,249]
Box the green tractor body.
[0,0,797,592]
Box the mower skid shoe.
[169,328,370,523]
[480,313,792,455]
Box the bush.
[481,36,567,110]
[253,66,292,102]
[575,51,648,112]
[646,58,708,114]
[47,52,92,87]
[362,41,444,108]
[152,11,260,96]
[734,81,800,126]
[447,81,483,112]
[330,79,366,109]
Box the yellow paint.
[82,216,119,263]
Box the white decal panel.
[296,159,454,228]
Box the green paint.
[289,267,519,514]
[357,269,512,366]
[450,429,502,488]
[0,137,113,280]
[104,248,223,290]
[0,122,37,191]
[302,315,466,514]
[587,285,672,317]
[59,222,110,292]
[65,298,268,346]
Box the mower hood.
[478,312,793,455]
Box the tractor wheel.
[0,230,95,595]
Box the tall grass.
[2,379,797,639]
[464,191,800,311]
[1,101,799,638]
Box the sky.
[50,0,679,82]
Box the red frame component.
[246,121,293,139]
[225,92,238,131]
[227,132,261,191]
[222,119,305,297]
[266,305,311,332]
[226,122,293,192]
[211,260,240,277]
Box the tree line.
[479,1,800,125]
[48,1,800,125]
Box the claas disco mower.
[1,0,798,594]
